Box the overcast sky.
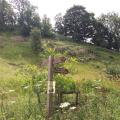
[29,0,120,25]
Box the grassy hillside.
[0,34,120,86]
[0,34,120,119]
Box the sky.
[29,0,120,25]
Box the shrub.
[31,28,42,55]
[55,74,76,92]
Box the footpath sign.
[46,56,68,119]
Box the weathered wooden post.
[45,56,68,119]
[47,56,54,120]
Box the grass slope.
[0,35,120,87]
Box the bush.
[31,28,42,54]
[55,74,76,92]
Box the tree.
[54,5,115,49]
[54,13,64,34]
[12,0,41,36]
[31,27,41,55]
[98,13,120,51]
[92,21,113,48]
[19,7,41,36]
[0,0,16,31]
[41,15,53,38]
[62,5,95,42]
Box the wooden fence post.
[47,56,54,120]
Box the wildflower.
[56,110,59,112]
[95,86,101,90]
[70,106,76,110]
[9,90,15,93]
[59,102,70,108]
[24,86,29,89]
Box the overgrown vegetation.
[0,34,120,119]
[0,64,120,119]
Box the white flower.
[59,102,70,108]
[95,86,101,89]
[56,109,59,112]
[70,106,76,110]
[24,86,29,89]
[9,90,15,93]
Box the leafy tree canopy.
[98,12,120,51]
[63,5,95,42]
[0,0,16,31]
